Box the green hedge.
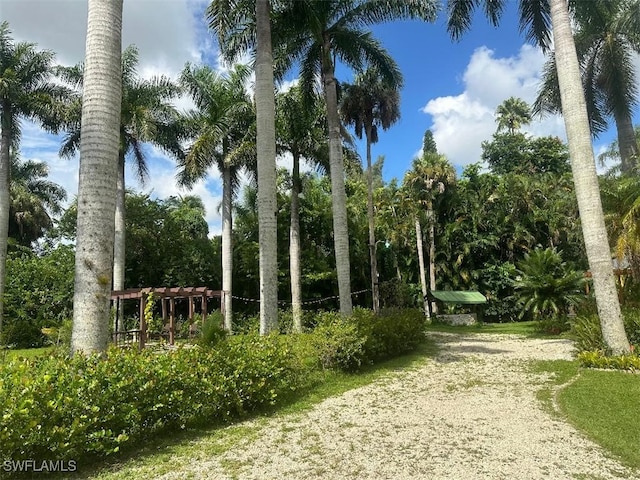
[0,335,305,461]
[577,350,640,372]
[313,308,426,371]
[0,308,426,465]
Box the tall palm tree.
[212,0,438,316]
[447,0,630,353]
[533,0,640,173]
[404,142,456,316]
[9,152,66,247]
[340,67,401,314]
[178,63,254,332]
[255,0,279,334]
[59,45,182,312]
[276,86,328,331]
[495,96,532,134]
[0,22,69,337]
[71,0,123,354]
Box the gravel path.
[160,333,639,480]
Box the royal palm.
[0,22,69,336]
[447,0,630,353]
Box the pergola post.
[139,295,147,349]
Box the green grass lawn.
[534,360,640,469]
[0,345,55,362]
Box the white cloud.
[422,44,566,168]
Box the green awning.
[429,290,487,304]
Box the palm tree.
[533,0,640,173]
[71,0,123,354]
[276,86,328,331]
[9,152,66,247]
[0,22,69,337]
[403,139,456,316]
[178,63,254,332]
[447,0,630,353]
[212,0,438,316]
[59,45,183,313]
[340,67,401,314]
[495,96,532,134]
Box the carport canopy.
[429,290,487,305]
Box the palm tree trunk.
[113,153,125,328]
[415,217,429,318]
[365,127,380,314]
[256,0,279,335]
[221,164,233,332]
[290,151,303,332]
[71,0,123,355]
[427,204,438,315]
[0,105,11,337]
[550,0,630,354]
[322,39,352,316]
[613,110,639,174]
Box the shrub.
[199,311,227,347]
[0,335,308,463]
[578,350,640,371]
[3,245,75,347]
[571,307,640,353]
[535,316,571,335]
[312,312,367,372]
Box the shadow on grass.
[42,339,439,480]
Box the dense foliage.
[2,245,74,347]
[0,308,425,463]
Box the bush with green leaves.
[577,350,640,371]
[199,311,227,347]
[571,306,640,353]
[0,334,307,462]
[312,308,426,371]
[514,247,586,320]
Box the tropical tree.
[59,45,183,310]
[276,86,328,331]
[514,247,586,319]
[178,63,254,332]
[495,96,532,134]
[403,134,456,316]
[212,0,438,315]
[0,22,69,337]
[534,0,640,173]
[447,0,630,353]
[340,67,401,314]
[255,0,279,334]
[71,0,123,354]
[9,152,66,247]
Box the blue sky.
[3,0,636,234]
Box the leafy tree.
[340,67,401,313]
[71,0,123,354]
[3,245,75,347]
[9,152,66,247]
[0,21,69,337]
[534,0,640,173]
[481,132,571,175]
[495,96,532,134]
[447,0,630,353]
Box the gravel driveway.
[159,332,639,480]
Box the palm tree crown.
[495,96,532,135]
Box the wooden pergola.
[111,287,223,348]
